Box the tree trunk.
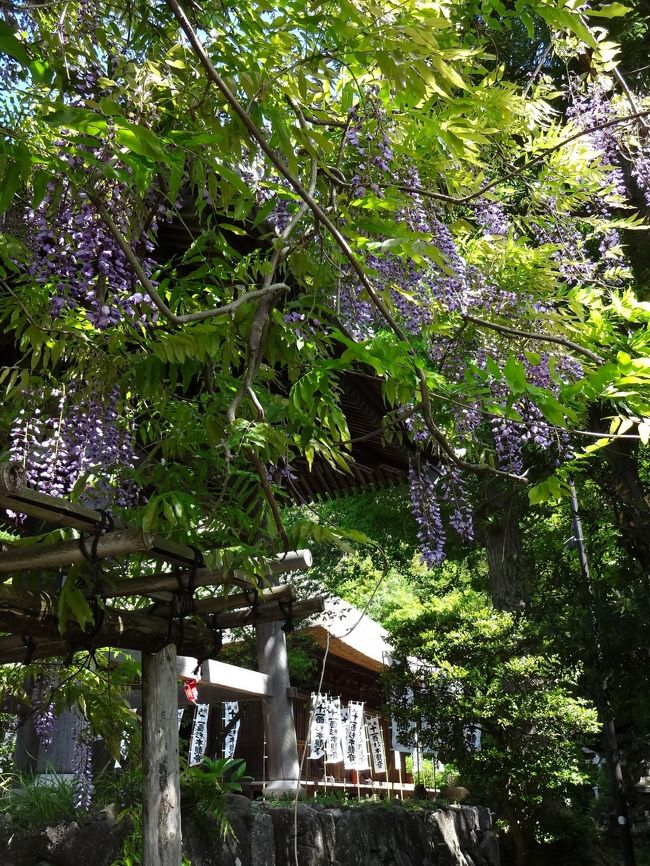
[588,407,650,573]
[476,481,530,611]
[504,804,528,866]
[142,645,181,866]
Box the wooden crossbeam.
[0,586,324,663]
[0,528,156,574]
[0,463,201,569]
[99,549,312,599]
[101,568,240,599]
[145,584,293,617]
[0,463,313,578]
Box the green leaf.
[0,161,20,213]
[503,354,527,396]
[586,2,630,16]
[115,123,169,163]
[58,576,96,633]
[0,21,31,65]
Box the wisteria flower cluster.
[71,708,93,810]
[9,381,137,508]
[30,176,159,330]
[409,462,446,567]
[32,673,57,748]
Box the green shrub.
[0,770,76,827]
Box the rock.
[441,786,471,804]
[1,802,499,866]
[227,793,253,820]
[250,812,275,866]
[479,831,500,866]
[0,810,133,866]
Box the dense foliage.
[1,0,650,859]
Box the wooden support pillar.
[142,645,182,866]
[255,621,303,798]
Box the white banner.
[344,701,369,770]
[308,693,328,759]
[188,703,210,766]
[340,705,349,763]
[223,702,240,759]
[325,697,343,764]
[366,715,387,774]
[391,717,415,753]
[177,708,185,731]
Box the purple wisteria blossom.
[9,382,136,509]
[409,462,446,567]
[30,178,159,330]
[473,198,510,237]
[33,675,57,748]
[71,710,93,810]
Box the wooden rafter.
[0,463,205,569]
[0,581,324,662]
[0,528,156,574]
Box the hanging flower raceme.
[71,709,93,810]
[9,381,137,510]
[33,673,58,748]
[29,174,160,330]
[408,462,446,567]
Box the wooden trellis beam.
[0,463,314,579]
[0,587,324,663]
[99,568,238,599]
[211,596,323,629]
[99,549,312,599]
[145,583,293,616]
[0,528,156,574]
[0,463,202,569]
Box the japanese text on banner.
[188,703,210,766]
[325,697,343,764]
[344,701,369,771]
[366,715,387,773]
[309,692,327,759]
[223,701,240,759]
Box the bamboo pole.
[0,529,156,574]
[211,596,323,629]
[142,645,182,866]
[101,551,311,600]
[0,464,314,575]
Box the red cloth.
[183,678,198,704]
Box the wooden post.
[255,620,303,798]
[142,645,182,866]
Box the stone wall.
[186,798,500,866]
[1,798,499,866]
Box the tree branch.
[463,314,603,364]
[86,190,288,325]
[164,0,527,484]
[390,107,650,204]
[247,449,290,549]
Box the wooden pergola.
[0,462,320,866]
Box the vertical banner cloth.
[188,703,210,766]
[344,701,370,770]
[325,697,343,764]
[366,715,387,773]
[308,693,328,759]
[391,717,415,753]
[177,708,185,731]
[223,702,240,759]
